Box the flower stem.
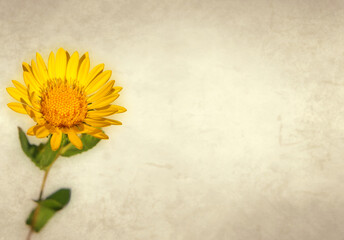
[38,156,58,200]
[26,152,59,240]
[26,229,33,240]
[26,141,73,240]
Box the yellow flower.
[7,48,126,151]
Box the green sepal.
[26,188,71,232]
[61,133,101,157]
[18,127,66,170]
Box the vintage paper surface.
[1,0,344,239]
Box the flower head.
[7,48,126,150]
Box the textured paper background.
[1,0,344,239]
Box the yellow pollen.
[40,82,88,128]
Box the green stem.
[60,142,73,155]
[26,140,73,240]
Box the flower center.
[40,82,88,128]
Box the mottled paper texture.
[1,0,344,239]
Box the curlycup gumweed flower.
[7,48,126,151]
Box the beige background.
[1,0,344,239]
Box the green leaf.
[18,128,65,170]
[37,199,63,211]
[35,137,61,169]
[61,133,101,157]
[18,127,40,166]
[26,206,56,232]
[46,188,71,206]
[26,188,71,232]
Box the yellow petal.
[27,125,36,135]
[87,130,109,139]
[62,125,84,134]
[6,87,30,103]
[86,104,121,117]
[86,109,117,118]
[84,118,111,127]
[96,105,127,113]
[56,48,67,81]
[7,102,27,114]
[85,70,112,95]
[68,132,83,149]
[23,71,41,93]
[87,80,115,103]
[28,90,41,110]
[77,54,90,85]
[78,52,88,68]
[50,130,62,151]
[89,131,109,139]
[20,98,43,122]
[72,124,85,133]
[87,93,119,110]
[85,117,121,127]
[113,86,123,94]
[34,125,50,138]
[36,52,49,82]
[48,52,56,81]
[82,124,109,139]
[58,127,68,134]
[31,60,44,85]
[22,62,33,75]
[82,124,99,133]
[66,51,79,84]
[22,104,38,120]
[84,64,104,87]
[12,80,27,94]
[104,118,122,125]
